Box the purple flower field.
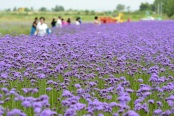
[0,21,174,116]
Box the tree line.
[139,0,174,17]
[6,5,65,12]
[2,0,174,18]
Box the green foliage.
[24,8,31,12]
[138,0,174,17]
[77,12,81,15]
[170,15,174,19]
[116,4,125,12]
[39,7,48,12]
[105,11,112,15]
[13,7,17,12]
[52,5,65,12]
[85,10,89,15]
[139,2,154,11]
[90,10,96,15]
[152,0,174,17]
[67,9,73,11]
[164,0,174,17]
[4,8,11,12]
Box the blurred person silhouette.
[67,18,71,25]
[78,17,82,24]
[75,17,80,25]
[94,16,100,25]
[30,17,38,35]
[62,18,68,26]
[51,18,57,28]
[36,17,48,36]
[57,16,62,27]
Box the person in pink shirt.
[62,18,68,26]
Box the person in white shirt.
[36,17,48,37]
[37,21,41,26]
[57,16,62,27]
[94,16,100,25]
[75,17,80,25]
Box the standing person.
[36,17,48,37]
[94,16,100,25]
[57,16,62,27]
[30,17,38,35]
[67,18,71,25]
[75,17,80,25]
[51,18,57,28]
[78,17,82,24]
[62,18,68,26]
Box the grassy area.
[0,11,168,35]
[0,11,98,35]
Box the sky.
[0,0,154,11]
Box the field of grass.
[0,11,168,36]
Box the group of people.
[52,16,83,27]
[30,17,50,37]
[30,16,101,36]
[51,16,72,28]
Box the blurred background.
[0,0,173,35]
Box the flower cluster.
[0,21,174,115]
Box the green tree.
[153,0,166,13]
[52,5,65,12]
[85,10,89,15]
[25,8,31,12]
[39,7,48,12]
[151,4,156,12]
[139,2,152,11]
[116,4,125,12]
[153,0,174,17]
[13,7,17,11]
[164,0,174,17]
[153,0,166,5]
[90,10,96,15]
[5,8,11,12]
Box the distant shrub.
[170,15,174,19]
